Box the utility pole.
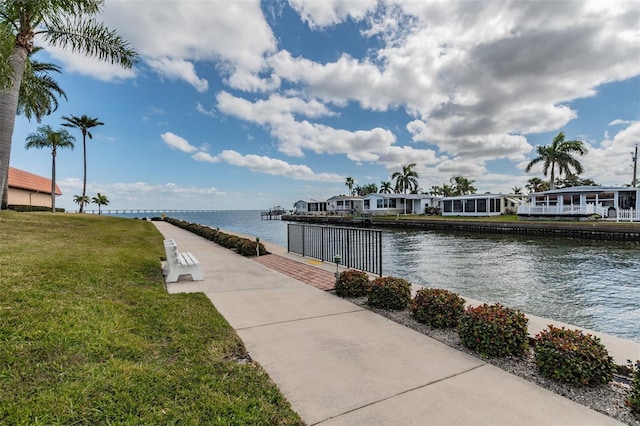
[633,144,638,187]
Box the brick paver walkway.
[252,254,336,291]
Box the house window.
[453,200,463,212]
[598,192,614,207]
[572,194,580,205]
[464,199,475,212]
[548,195,558,206]
[443,200,453,213]
[377,199,383,208]
[389,199,396,208]
[364,200,370,209]
[477,199,487,212]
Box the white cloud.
[609,119,631,126]
[161,132,198,153]
[146,57,208,92]
[288,0,377,29]
[214,150,343,182]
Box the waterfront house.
[293,199,327,215]
[440,193,527,217]
[326,195,364,215]
[517,186,640,221]
[363,193,438,215]
[7,167,61,209]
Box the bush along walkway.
[334,270,639,425]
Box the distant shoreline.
[282,214,640,242]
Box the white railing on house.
[517,204,608,217]
[603,208,640,223]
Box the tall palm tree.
[61,115,104,212]
[379,181,392,194]
[391,163,419,194]
[345,177,354,195]
[24,125,74,211]
[525,132,588,190]
[1,40,67,208]
[91,192,109,215]
[0,0,137,210]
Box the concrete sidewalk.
[153,221,622,425]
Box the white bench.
[163,239,204,283]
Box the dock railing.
[287,223,382,276]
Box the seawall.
[282,215,640,242]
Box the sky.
[9,0,640,211]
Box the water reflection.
[383,230,640,342]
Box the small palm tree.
[92,192,109,215]
[391,163,419,194]
[62,115,104,213]
[345,177,354,194]
[73,194,90,211]
[450,176,477,195]
[526,177,549,193]
[525,132,588,190]
[18,47,67,123]
[24,125,75,211]
[511,186,523,195]
[379,181,393,194]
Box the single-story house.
[293,199,327,215]
[440,193,527,217]
[326,195,364,215]
[7,167,61,209]
[517,186,640,221]
[363,193,438,216]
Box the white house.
[517,186,640,221]
[441,194,527,217]
[326,195,363,215]
[293,199,327,215]
[363,193,438,216]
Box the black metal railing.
[287,223,382,276]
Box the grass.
[0,211,302,425]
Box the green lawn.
[0,211,302,425]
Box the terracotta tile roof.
[8,167,62,195]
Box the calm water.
[112,211,640,342]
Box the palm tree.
[345,177,354,195]
[18,47,67,123]
[24,125,74,211]
[0,1,137,210]
[526,177,549,193]
[1,42,67,208]
[511,186,523,195]
[62,115,104,212]
[450,176,477,195]
[379,181,393,194]
[525,132,588,190]
[91,192,109,215]
[73,194,90,211]
[391,163,419,194]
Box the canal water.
[111,211,640,343]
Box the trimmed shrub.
[367,276,411,310]
[534,325,615,387]
[459,303,529,358]
[335,269,370,297]
[162,217,269,256]
[628,361,640,414]
[411,288,466,328]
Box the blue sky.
[9,0,640,211]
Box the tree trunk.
[0,47,28,211]
[81,134,87,213]
[51,150,56,212]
